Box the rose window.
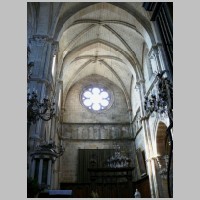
[81,87,111,111]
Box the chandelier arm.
[39,113,54,121]
[27,99,41,123]
[40,108,48,115]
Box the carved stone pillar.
[28,35,58,92]
[30,159,36,179]
[47,159,52,188]
[27,35,59,154]
[38,158,43,185]
[136,79,158,198]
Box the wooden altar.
[88,167,134,198]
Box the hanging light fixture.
[27,89,55,123]
[106,143,131,168]
[144,70,173,119]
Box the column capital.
[29,35,56,46]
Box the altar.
[88,167,134,198]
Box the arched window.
[51,55,56,79]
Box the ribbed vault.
[54,2,153,110]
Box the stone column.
[38,158,43,185]
[49,117,55,140]
[29,35,57,73]
[47,159,52,188]
[146,157,160,198]
[50,162,55,189]
[28,35,59,149]
[30,159,36,179]
[136,79,158,198]
[128,108,133,138]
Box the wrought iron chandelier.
[144,93,167,116]
[27,46,55,123]
[106,144,131,168]
[144,70,173,118]
[27,89,55,123]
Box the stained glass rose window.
[81,86,112,111]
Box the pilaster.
[38,158,43,185]
[47,159,52,187]
[30,159,36,179]
[136,79,159,198]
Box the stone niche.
[62,123,133,140]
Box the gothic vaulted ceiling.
[53,3,154,106]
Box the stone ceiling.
[55,3,153,106]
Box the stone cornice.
[29,35,58,46]
[29,76,49,85]
[28,77,54,91]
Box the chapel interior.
[27,2,173,198]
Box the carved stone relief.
[100,126,106,139]
[94,126,100,139]
[62,123,132,140]
[111,127,115,139]
[88,127,94,139]
[78,127,83,139]
[82,127,88,139]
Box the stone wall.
[63,74,130,123]
[60,74,133,183]
[62,123,132,140]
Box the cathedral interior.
[27,2,173,198]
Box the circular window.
[81,86,113,112]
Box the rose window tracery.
[81,86,112,111]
